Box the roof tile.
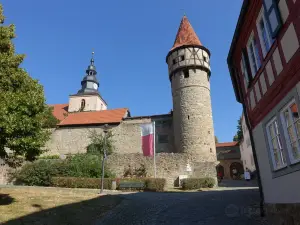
[171,16,202,50]
[49,104,68,121]
[58,108,128,126]
[216,142,239,147]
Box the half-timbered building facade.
[228,0,300,223]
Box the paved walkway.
[95,187,269,225]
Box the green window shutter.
[263,0,282,38]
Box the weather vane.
[180,8,186,16]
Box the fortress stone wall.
[42,114,217,187]
[45,115,174,156]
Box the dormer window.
[80,99,86,111]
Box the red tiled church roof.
[49,104,68,121]
[59,108,128,126]
[216,142,239,147]
[49,104,129,126]
[171,16,202,51]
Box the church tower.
[166,16,217,167]
[68,53,107,113]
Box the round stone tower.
[166,16,217,174]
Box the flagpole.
[153,121,157,178]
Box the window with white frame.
[266,117,287,170]
[257,8,273,57]
[262,0,282,38]
[247,33,262,77]
[280,100,300,163]
[240,54,249,88]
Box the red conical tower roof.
[171,16,202,51]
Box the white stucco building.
[240,113,256,172]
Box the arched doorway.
[216,165,224,178]
[230,162,244,180]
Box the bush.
[65,154,115,178]
[11,160,67,186]
[10,154,115,186]
[181,177,216,190]
[87,130,114,156]
[38,155,60,159]
[116,178,166,192]
[51,177,114,189]
[145,178,166,192]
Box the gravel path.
[95,188,270,225]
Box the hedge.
[51,177,166,191]
[181,177,215,190]
[51,177,114,189]
[10,154,115,186]
[145,178,166,192]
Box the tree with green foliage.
[215,136,219,144]
[87,130,114,157]
[0,4,58,161]
[233,117,243,142]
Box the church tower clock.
[68,53,107,113]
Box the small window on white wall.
[247,33,262,77]
[266,117,287,170]
[257,8,273,57]
[280,100,300,164]
[80,99,86,111]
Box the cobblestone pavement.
[95,187,270,225]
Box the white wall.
[252,83,300,204]
[240,114,256,172]
[68,94,107,113]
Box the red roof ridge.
[48,103,68,106]
[66,107,129,114]
[58,108,129,126]
[216,142,239,147]
[171,16,202,51]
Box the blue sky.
[2,0,243,142]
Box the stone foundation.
[106,153,217,187]
[265,203,300,225]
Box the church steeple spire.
[77,52,99,94]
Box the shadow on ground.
[0,194,15,205]
[2,188,269,225]
[2,194,122,225]
[218,179,258,188]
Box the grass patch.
[0,186,123,224]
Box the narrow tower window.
[184,70,189,78]
[180,55,185,61]
[188,115,190,120]
[80,99,86,111]
[173,59,176,65]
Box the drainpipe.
[232,65,265,217]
